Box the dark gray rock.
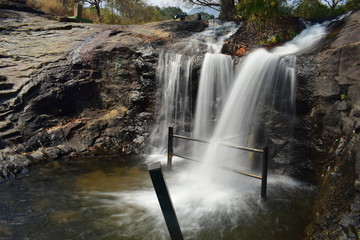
[335,100,350,111]
[303,10,360,240]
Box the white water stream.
[93,21,330,239]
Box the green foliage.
[268,35,277,43]
[26,0,73,15]
[258,30,294,46]
[345,0,360,11]
[288,29,297,38]
[340,94,347,100]
[82,7,101,23]
[293,0,330,19]
[236,0,291,21]
[92,0,164,24]
[198,11,215,19]
[291,0,357,20]
[159,6,187,19]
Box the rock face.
[294,11,360,239]
[0,1,207,181]
[1,0,359,238]
[224,11,360,239]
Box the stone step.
[0,76,7,82]
[5,134,23,144]
[0,89,18,100]
[0,121,13,132]
[0,110,13,121]
[0,129,21,140]
[0,83,14,90]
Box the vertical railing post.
[148,162,184,240]
[168,127,174,170]
[261,146,269,199]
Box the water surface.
[0,156,314,240]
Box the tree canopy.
[80,0,102,16]
[28,0,360,24]
[159,6,188,19]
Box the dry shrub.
[26,0,71,16]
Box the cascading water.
[91,22,330,239]
[150,21,239,153]
[194,22,327,183]
[192,22,237,140]
[149,51,195,153]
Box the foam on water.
[91,20,331,239]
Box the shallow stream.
[0,156,314,240]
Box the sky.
[145,0,194,12]
[144,0,222,16]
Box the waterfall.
[94,20,332,240]
[191,22,327,186]
[150,20,329,196]
[192,53,233,139]
[192,21,238,139]
[150,51,194,153]
[150,20,239,153]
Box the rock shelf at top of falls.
[0,0,208,180]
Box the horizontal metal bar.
[172,134,210,144]
[219,142,264,153]
[173,153,262,180]
[172,134,263,153]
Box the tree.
[293,0,330,19]
[81,0,103,16]
[345,0,360,10]
[186,0,235,19]
[198,11,215,19]
[104,0,163,24]
[160,6,187,19]
[323,0,346,9]
[236,0,290,20]
[220,0,235,19]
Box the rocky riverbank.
[221,10,360,239]
[297,11,360,239]
[0,1,359,238]
[0,0,207,181]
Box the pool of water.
[0,156,314,240]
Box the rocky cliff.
[0,1,359,238]
[296,11,360,239]
[0,1,207,180]
[221,10,360,239]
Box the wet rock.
[8,154,30,168]
[57,144,73,155]
[294,11,360,239]
[341,116,355,134]
[335,100,350,111]
[0,3,179,172]
[350,106,360,118]
[28,150,45,163]
[313,76,340,98]
[91,136,122,155]
[347,85,360,105]
[42,147,61,160]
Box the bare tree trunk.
[219,0,235,20]
[95,3,101,16]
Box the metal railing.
[167,127,269,199]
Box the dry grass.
[26,0,72,16]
